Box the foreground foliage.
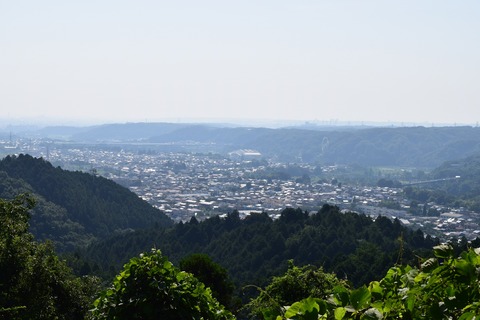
[179,253,236,309]
[90,249,234,320]
[268,244,480,319]
[3,193,480,319]
[245,261,347,319]
[0,195,100,320]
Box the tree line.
[83,204,438,290]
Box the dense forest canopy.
[84,205,438,289]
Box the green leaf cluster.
[179,253,235,308]
[245,261,346,319]
[90,249,234,320]
[270,244,480,319]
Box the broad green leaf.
[334,307,346,320]
[285,297,320,320]
[350,286,371,310]
[333,286,350,306]
[284,302,303,316]
[458,312,476,320]
[301,297,321,314]
[368,281,383,299]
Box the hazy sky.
[1,1,479,126]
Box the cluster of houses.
[2,137,479,240]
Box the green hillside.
[402,154,480,212]
[432,154,480,197]
[0,154,173,251]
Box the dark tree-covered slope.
[0,154,173,251]
[85,205,438,288]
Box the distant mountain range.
[0,154,173,251]
[33,122,480,168]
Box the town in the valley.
[1,136,478,241]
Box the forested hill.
[413,154,480,211]
[147,125,480,167]
[432,154,480,196]
[84,205,438,288]
[0,154,173,251]
[38,123,480,167]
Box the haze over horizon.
[1,1,479,127]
